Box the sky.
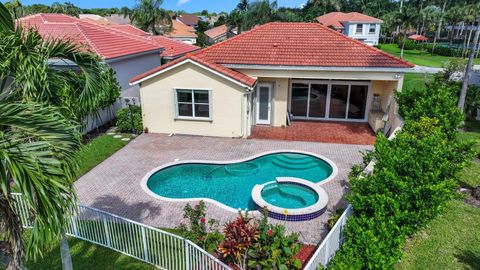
[13,0,308,13]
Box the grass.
[25,237,156,270]
[77,133,131,176]
[379,43,480,68]
[398,200,480,270]
[458,119,480,188]
[403,73,433,90]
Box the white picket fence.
[303,205,353,270]
[11,193,231,270]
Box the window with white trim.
[368,24,376,34]
[355,24,363,34]
[175,89,211,119]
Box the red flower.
[200,217,206,223]
[268,229,273,236]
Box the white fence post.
[184,239,191,270]
[141,227,149,262]
[103,216,112,247]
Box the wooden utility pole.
[458,16,480,110]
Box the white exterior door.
[256,83,272,125]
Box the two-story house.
[317,12,383,46]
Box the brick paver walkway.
[75,134,372,244]
[251,121,376,145]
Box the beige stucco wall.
[139,62,249,137]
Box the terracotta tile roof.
[194,22,412,68]
[176,15,200,26]
[317,12,383,29]
[131,22,412,87]
[99,23,198,58]
[130,54,256,87]
[149,35,199,58]
[18,13,161,60]
[205,24,228,39]
[167,20,197,38]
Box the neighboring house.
[204,24,236,44]
[19,13,162,101]
[176,14,200,28]
[18,14,160,132]
[316,12,383,46]
[167,20,197,45]
[101,24,199,62]
[130,23,413,138]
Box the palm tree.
[130,0,171,35]
[394,7,417,59]
[0,99,82,270]
[0,4,107,268]
[1,5,120,129]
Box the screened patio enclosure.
[289,80,371,122]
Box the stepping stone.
[113,135,123,138]
[107,132,116,135]
[121,138,131,141]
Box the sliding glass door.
[290,80,370,121]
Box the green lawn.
[77,133,131,176]
[398,200,480,270]
[403,73,433,90]
[25,237,156,270]
[398,118,480,270]
[379,43,480,68]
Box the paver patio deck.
[251,121,376,145]
[75,134,372,244]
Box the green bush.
[397,83,463,140]
[217,209,302,269]
[116,105,143,134]
[329,118,472,269]
[177,201,222,253]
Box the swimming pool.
[143,151,336,211]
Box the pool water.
[261,183,319,209]
[146,153,333,210]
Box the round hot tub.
[252,177,329,221]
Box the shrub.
[397,82,463,140]
[178,201,222,253]
[329,118,472,269]
[326,208,345,231]
[217,209,302,269]
[116,105,143,134]
[217,212,259,268]
[246,209,302,269]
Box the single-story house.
[18,13,162,100]
[130,22,413,138]
[167,20,198,45]
[205,24,236,44]
[317,12,383,46]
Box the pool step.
[275,155,316,165]
[271,159,319,170]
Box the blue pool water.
[262,183,319,209]
[146,153,333,210]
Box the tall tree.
[458,16,480,111]
[129,0,171,35]
[394,7,417,59]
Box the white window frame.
[173,88,212,121]
[368,24,376,34]
[289,80,372,122]
[355,24,364,35]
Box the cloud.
[177,0,191,6]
